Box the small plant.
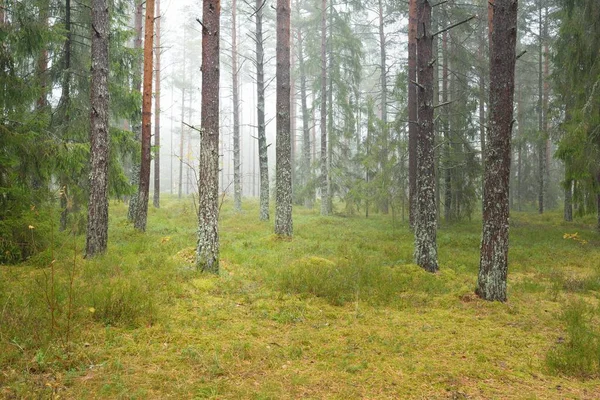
[546,301,600,378]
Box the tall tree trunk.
[275,0,293,237]
[477,0,517,302]
[128,1,144,220]
[543,5,550,208]
[86,0,110,257]
[408,0,417,228]
[59,0,72,231]
[326,3,333,214]
[178,83,185,198]
[298,28,312,209]
[290,18,296,198]
[196,0,221,273]
[256,0,269,221]
[443,29,451,222]
[153,0,161,208]
[232,0,241,211]
[414,0,438,273]
[378,0,389,214]
[537,0,544,214]
[320,0,329,216]
[517,83,523,211]
[134,0,155,232]
[479,1,486,212]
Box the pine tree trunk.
[134,0,155,232]
[320,0,329,216]
[517,84,523,211]
[232,0,241,212]
[128,1,144,220]
[478,1,486,212]
[86,0,110,257]
[477,0,517,302]
[153,0,161,208]
[408,0,418,229]
[378,0,389,214]
[274,0,293,237]
[414,0,438,273]
[537,0,545,214]
[443,30,451,223]
[59,0,72,232]
[297,28,312,209]
[256,0,269,221]
[196,0,221,274]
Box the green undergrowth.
[1,197,600,398]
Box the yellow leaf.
[28,225,35,230]
[88,307,96,313]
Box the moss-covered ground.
[1,197,600,399]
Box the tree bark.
[477,0,518,302]
[134,0,155,232]
[196,0,221,273]
[275,0,293,237]
[320,0,329,216]
[232,0,241,212]
[414,0,438,273]
[128,1,144,220]
[86,0,110,257]
[256,0,269,221]
[408,0,418,229]
[153,0,161,208]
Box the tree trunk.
[517,84,523,211]
[298,28,312,209]
[196,0,221,273]
[134,0,154,232]
[477,0,517,302]
[537,0,544,214]
[256,0,269,221]
[232,0,241,212]
[564,179,573,222]
[408,0,417,229]
[443,29,451,222]
[86,0,110,257]
[36,1,48,109]
[290,17,296,198]
[414,0,438,273]
[378,0,389,214]
[275,0,293,237]
[320,0,329,216]
[128,1,144,220]
[59,0,72,232]
[153,0,161,208]
[479,1,486,212]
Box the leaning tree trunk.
[196,0,221,274]
[134,0,154,231]
[274,0,293,237]
[408,0,418,229]
[86,0,110,257]
[128,1,144,221]
[256,0,269,221]
[319,0,329,216]
[153,0,161,208]
[232,0,241,212]
[477,0,518,302]
[414,0,438,273]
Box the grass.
[1,196,600,398]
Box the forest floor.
[1,197,600,399]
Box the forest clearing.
[1,198,600,398]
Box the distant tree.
[197,0,221,273]
[134,0,155,232]
[232,0,242,212]
[408,0,417,229]
[153,0,161,209]
[477,0,518,302]
[86,0,110,257]
[319,0,330,216]
[275,0,293,237]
